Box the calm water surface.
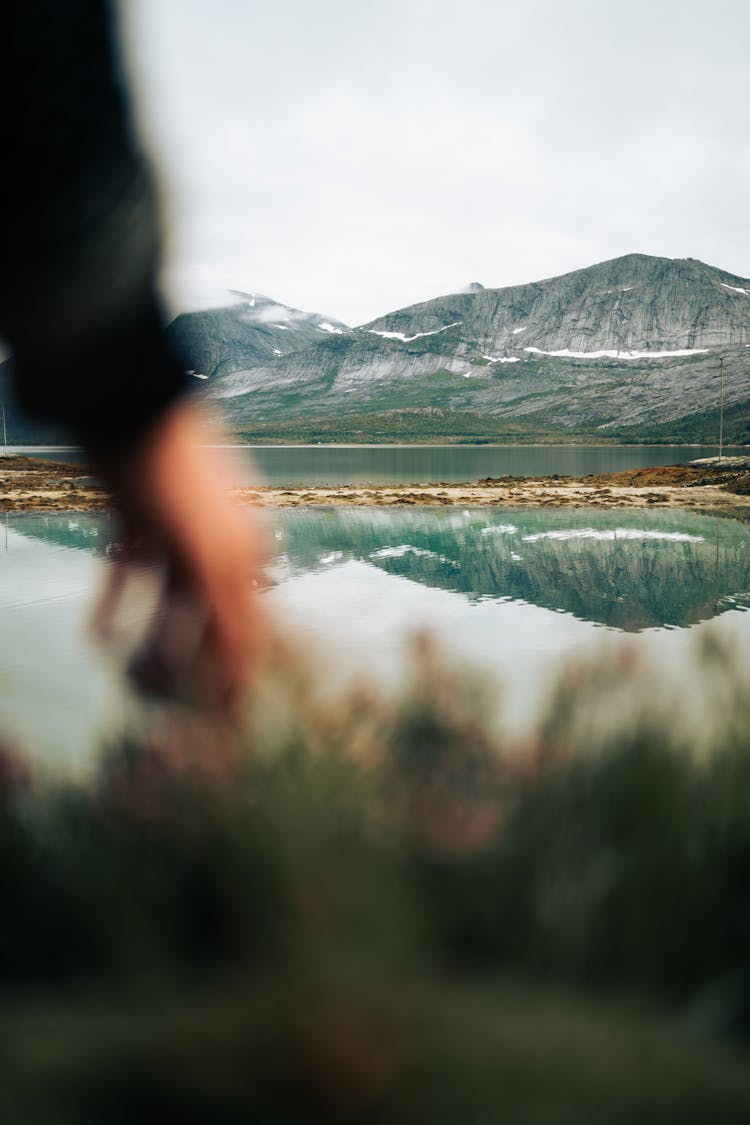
[2,507,750,767]
[225,444,731,485]
[6,443,733,485]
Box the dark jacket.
[0,0,189,449]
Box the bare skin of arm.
[91,401,268,714]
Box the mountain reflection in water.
[3,508,750,765]
[268,508,750,631]
[9,507,750,631]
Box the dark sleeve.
[0,0,191,449]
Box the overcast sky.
[123,0,750,326]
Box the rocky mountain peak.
[361,254,750,354]
[178,253,750,441]
[167,293,351,380]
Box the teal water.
[269,507,750,631]
[2,508,750,765]
[7,443,733,484]
[12,507,750,632]
[217,444,730,485]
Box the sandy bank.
[3,455,750,513]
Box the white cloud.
[123,0,750,325]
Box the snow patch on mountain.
[368,321,462,343]
[524,346,708,360]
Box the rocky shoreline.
[3,454,750,512]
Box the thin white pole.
[718,356,725,462]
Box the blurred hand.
[91,401,267,714]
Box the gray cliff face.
[363,255,750,353]
[192,255,750,434]
[167,291,350,379]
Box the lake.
[241,444,730,485]
[6,442,732,484]
[2,506,750,770]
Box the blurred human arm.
[92,401,268,713]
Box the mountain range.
[171,254,750,443]
[2,254,749,445]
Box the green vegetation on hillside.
[236,409,603,444]
[232,398,750,445]
[612,398,750,445]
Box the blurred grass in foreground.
[1,630,750,1122]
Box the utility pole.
[718,356,725,462]
[1,401,6,456]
